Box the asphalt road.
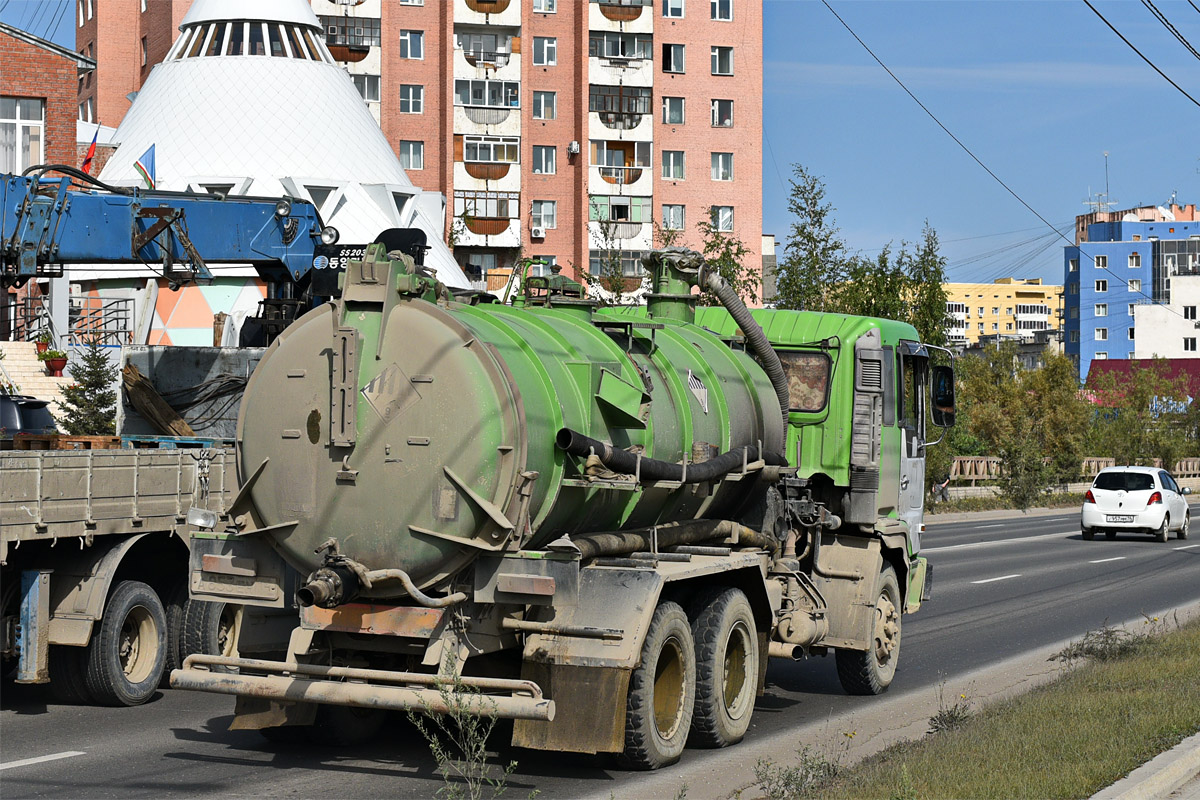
[3,508,1198,799]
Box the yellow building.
[943,278,1064,345]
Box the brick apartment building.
[1,21,96,339]
[79,0,764,287]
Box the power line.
[820,0,1193,327]
[1190,0,1200,18]
[1083,0,1200,108]
[1140,0,1200,63]
[41,0,69,43]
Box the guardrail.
[951,455,1200,484]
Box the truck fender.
[46,532,160,646]
[876,523,919,613]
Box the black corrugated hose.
[556,428,785,484]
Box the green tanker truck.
[172,243,953,769]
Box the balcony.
[597,166,643,185]
[594,0,650,22]
[463,49,511,68]
[466,0,510,12]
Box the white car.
[1081,466,1191,542]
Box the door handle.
[900,477,909,490]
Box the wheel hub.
[874,595,899,663]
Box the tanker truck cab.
[173,244,953,768]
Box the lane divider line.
[925,531,1074,553]
[976,523,1005,529]
[0,752,86,771]
[1175,544,1199,550]
[1089,556,1127,564]
[971,574,1021,584]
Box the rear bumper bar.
[170,654,555,722]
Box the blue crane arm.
[0,174,335,287]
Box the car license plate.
[1106,515,1134,523]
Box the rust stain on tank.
[307,409,321,444]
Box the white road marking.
[976,523,1004,529]
[0,752,86,771]
[971,574,1021,584]
[1089,556,1126,564]
[924,531,1074,553]
[1175,544,1199,550]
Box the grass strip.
[782,619,1200,800]
[927,492,1086,515]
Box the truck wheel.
[49,645,94,704]
[1157,516,1169,543]
[1179,514,1189,540]
[84,580,167,706]
[183,599,237,670]
[162,584,189,679]
[619,601,696,770]
[836,565,901,696]
[688,588,758,748]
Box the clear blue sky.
[3,0,1197,285]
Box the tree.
[900,223,950,347]
[697,208,760,306]
[775,163,847,311]
[589,202,627,299]
[1084,359,1198,469]
[828,246,910,321]
[58,342,118,435]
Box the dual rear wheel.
[620,588,760,770]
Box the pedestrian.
[935,474,951,503]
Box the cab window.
[778,351,831,412]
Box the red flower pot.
[45,357,67,377]
[35,341,49,354]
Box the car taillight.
[1148,491,1162,505]
[1085,490,1096,504]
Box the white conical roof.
[99,0,468,288]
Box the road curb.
[1090,733,1200,800]
[580,599,1200,800]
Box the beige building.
[943,278,1064,346]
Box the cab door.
[897,345,928,548]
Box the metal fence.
[2,295,132,347]
[951,455,1200,483]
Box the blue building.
[1064,205,1200,381]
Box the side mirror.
[930,365,955,428]
[1183,487,1192,496]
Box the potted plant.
[38,349,69,377]
[35,332,51,354]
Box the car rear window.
[1094,472,1154,491]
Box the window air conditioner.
[531,226,546,238]
[567,141,581,155]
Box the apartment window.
[532,145,556,174]
[711,99,733,127]
[590,196,652,223]
[1069,283,1079,295]
[1095,352,1108,360]
[1129,304,1136,316]
[1187,338,1198,352]
[663,204,685,230]
[457,32,503,58]
[1069,258,1078,272]
[531,200,557,229]
[398,85,424,113]
[464,135,520,163]
[1185,306,1197,320]
[662,96,685,124]
[589,249,648,277]
[321,16,382,48]
[663,0,684,18]
[1095,328,1107,341]
[662,150,685,180]
[1094,304,1107,317]
[1006,323,1013,331]
[589,85,652,115]
[1128,279,1141,293]
[454,190,519,219]
[1069,307,1079,319]
[711,152,733,181]
[590,32,652,60]
[1129,252,1141,268]
[352,74,380,102]
[711,205,733,232]
[991,306,998,315]
[86,0,92,20]
[0,97,45,174]
[1070,331,1080,343]
[977,307,984,315]
[1094,254,1107,269]
[398,140,423,170]
[533,0,556,10]
[711,46,733,75]
[141,36,148,65]
[398,30,423,59]
[1095,280,1107,292]
[78,98,94,122]
[1005,307,1012,315]
[977,323,984,331]
[398,0,424,4]
[991,323,998,331]
[533,37,557,66]
[711,0,732,19]
[663,44,685,73]
[532,91,556,120]
[78,0,83,26]
[1129,328,1136,340]
[141,0,146,11]
[454,80,520,108]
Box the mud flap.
[513,663,629,754]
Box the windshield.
[1094,472,1154,491]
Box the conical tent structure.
[98,0,468,289]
